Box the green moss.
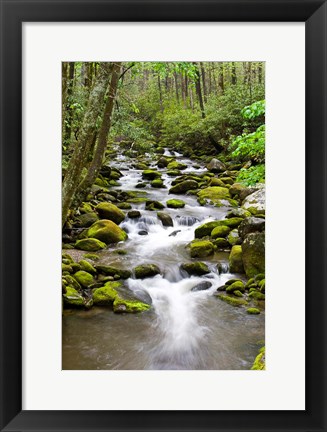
[87,220,128,244]
[189,240,214,258]
[79,202,93,214]
[249,291,265,300]
[92,281,121,305]
[113,297,150,313]
[75,238,106,251]
[127,197,148,204]
[233,290,243,297]
[167,161,187,170]
[167,170,181,177]
[217,294,248,306]
[197,186,231,204]
[211,225,230,239]
[145,200,165,210]
[95,265,131,279]
[114,249,128,255]
[227,229,242,246]
[247,307,260,314]
[181,262,210,276]
[251,347,265,370]
[62,253,74,263]
[63,286,85,307]
[116,202,132,210]
[79,260,96,274]
[169,180,198,194]
[63,275,81,290]
[229,245,244,273]
[62,264,73,273]
[71,263,81,272]
[96,203,125,224]
[226,280,245,293]
[83,253,99,261]
[134,264,161,279]
[151,178,164,188]
[209,178,226,187]
[73,270,94,288]
[142,170,162,180]
[213,238,230,249]
[166,199,185,209]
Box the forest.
[62,61,265,371]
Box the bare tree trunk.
[200,62,207,103]
[231,62,237,85]
[158,75,164,112]
[218,63,224,93]
[174,71,179,103]
[78,62,121,194]
[62,62,68,144]
[258,62,263,84]
[193,62,205,119]
[62,62,112,227]
[64,62,75,144]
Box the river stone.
[135,182,147,188]
[95,203,125,224]
[206,158,226,173]
[77,212,99,228]
[87,220,128,244]
[226,280,245,293]
[197,186,231,204]
[238,217,265,239]
[213,238,230,249]
[63,286,85,307]
[209,178,226,187]
[145,200,165,211]
[211,225,231,239]
[169,230,181,237]
[79,260,97,274]
[92,281,121,305]
[128,210,141,219]
[138,230,148,235]
[157,212,173,227]
[226,208,251,219]
[116,202,132,210]
[167,161,188,170]
[189,240,214,258]
[216,294,248,307]
[247,307,260,315]
[75,238,106,251]
[94,265,131,279]
[242,232,265,278]
[157,157,169,168]
[242,187,265,215]
[73,270,94,288]
[191,281,212,292]
[113,297,150,313]
[169,180,198,194]
[181,262,210,276]
[134,264,161,279]
[227,229,242,246]
[99,165,112,178]
[229,245,244,273]
[142,170,162,180]
[151,178,165,188]
[166,199,185,208]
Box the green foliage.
[236,164,265,186]
[241,100,265,119]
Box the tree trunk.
[231,62,237,85]
[218,63,224,93]
[62,63,68,143]
[64,62,75,144]
[62,62,112,227]
[158,75,164,112]
[78,62,121,194]
[193,62,205,119]
[174,71,179,103]
[200,62,207,103]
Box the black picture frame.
[0,0,326,431]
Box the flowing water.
[62,149,264,370]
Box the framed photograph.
[0,0,326,431]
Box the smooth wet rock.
[242,232,265,277]
[142,170,162,180]
[95,202,125,224]
[135,182,147,188]
[75,238,106,251]
[128,210,141,219]
[138,230,148,236]
[157,212,173,227]
[238,217,265,239]
[87,220,128,244]
[191,281,212,292]
[242,187,265,215]
[206,158,226,173]
[167,161,187,170]
[94,265,131,279]
[181,262,210,276]
[157,157,169,168]
[213,238,230,249]
[169,230,181,237]
[77,212,99,228]
[229,245,244,273]
[134,264,161,279]
[145,200,165,211]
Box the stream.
[62,149,265,370]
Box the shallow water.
[62,148,265,370]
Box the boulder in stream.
[191,281,212,292]
[169,180,198,194]
[206,158,226,173]
[181,261,210,276]
[95,202,125,224]
[166,199,185,208]
[134,264,161,279]
[229,245,244,273]
[189,240,214,258]
[75,238,106,251]
[87,220,128,244]
[241,232,265,278]
[157,212,173,227]
[238,217,265,239]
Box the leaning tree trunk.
[62,62,112,227]
[78,62,121,195]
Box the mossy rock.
[92,281,121,305]
[113,297,150,313]
[229,245,244,273]
[211,225,231,239]
[209,178,226,187]
[167,161,187,170]
[169,180,198,194]
[116,202,132,210]
[233,290,244,297]
[219,176,234,185]
[63,275,81,290]
[128,210,141,219]
[79,202,93,214]
[226,208,251,219]
[63,286,85,308]
[134,264,161,279]
[226,280,245,293]
[75,238,106,251]
[95,265,131,279]
[127,197,148,204]
[62,253,74,263]
[114,249,128,255]
[77,212,99,228]
[180,261,210,276]
[195,221,223,238]
[142,170,162,180]
[213,238,230,249]
[95,202,125,224]
[157,157,169,168]
[83,253,100,261]
[167,170,181,177]
[227,229,242,246]
[248,290,265,300]
[189,240,214,258]
[145,200,165,211]
[151,178,165,188]
[216,294,248,307]
[87,220,128,244]
[79,260,96,274]
[166,199,185,209]
[242,232,265,278]
[251,347,265,370]
[73,270,94,288]
[62,264,73,273]
[197,186,231,204]
[247,307,260,315]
